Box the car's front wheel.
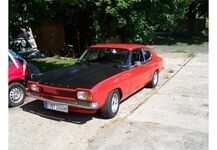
[9,82,26,107]
[100,89,120,119]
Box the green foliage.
[59,0,88,8]
[91,0,189,43]
[9,0,207,44]
[186,0,208,18]
[9,0,53,31]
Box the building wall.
[36,21,65,56]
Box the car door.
[128,48,147,92]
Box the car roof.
[90,43,148,51]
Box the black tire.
[100,89,120,119]
[9,82,26,107]
[147,70,159,88]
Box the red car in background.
[8,49,30,106]
[27,44,163,118]
[8,49,40,107]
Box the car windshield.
[79,48,130,65]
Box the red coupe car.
[27,44,163,118]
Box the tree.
[91,0,189,43]
[9,0,54,35]
[186,0,208,19]
[9,0,195,43]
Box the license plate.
[44,102,68,113]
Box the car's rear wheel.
[9,82,26,107]
[147,70,159,88]
[100,89,120,119]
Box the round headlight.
[77,91,92,101]
[31,84,40,92]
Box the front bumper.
[28,92,99,109]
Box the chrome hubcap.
[9,87,24,103]
[153,72,158,85]
[111,93,119,113]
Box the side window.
[131,49,144,65]
[142,49,152,62]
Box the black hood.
[31,63,125,89]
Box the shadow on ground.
[21,100,104,124]
[20,85,153,124]
[150,35,208,45]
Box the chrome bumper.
[28,92,99,109]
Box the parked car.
[8,49,40,107]
[27,44,163,118]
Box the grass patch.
[30,56,76,73]
[188,53,196,58]
[174,49,187,53]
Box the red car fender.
[91,71,132,107]
[148,47,164,72]
[9,61,24,83]
[150,52,163,71]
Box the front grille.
[41,86,77,98]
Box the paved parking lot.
[88,53,208,150]
[9,45,208,150]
